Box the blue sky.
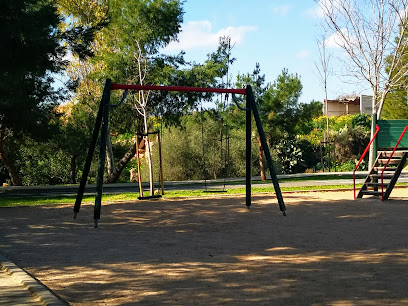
[162,0,361,104]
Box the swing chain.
[231,93,249,111]
[110,89,129,107]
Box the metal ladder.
[357,150,408,200]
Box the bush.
[351,113,371,130]
[332,126,370,164]
[274,139,319,174]
[159,111,248,181]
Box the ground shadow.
[1,192,408,305]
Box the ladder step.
[365,182,389,187]
[361,190,382,196]
[373,167,398,172]
[378,151,407,158]
[370,174,394,179]
[358,151,407,200]
[376,159,401,164]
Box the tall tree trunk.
[368,94,378,169]
[143,109,154,196]
[0,131,22,186]
[258,136,266,181]
[105,128,114,176]
[105,142,137,184]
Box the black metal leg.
[94,79,112,227]
[246,93,252,208]
[73,81,107,218]
[246,85,286,215]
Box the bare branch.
[315,0,408,117]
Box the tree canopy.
[0,0,65,185]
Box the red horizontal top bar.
[111,83,247,95]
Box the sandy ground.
[1,189,408,305]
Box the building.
[324,94,373,117]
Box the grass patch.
[170,174,365,187]
[0,185,359,207]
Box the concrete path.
[0,253,66,305]
[2,171,408,197]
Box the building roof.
[325,96,360,105]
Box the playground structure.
[354,119,408,200]
[134,131,165,199]
[74,79,287,227]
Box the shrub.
[274,139,319,174]
[351,113,371,130]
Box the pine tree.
[0,0,65,185]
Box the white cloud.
[324,28,348,48]
[164,20,257,51]
[303,4,324,18]
[304,0,343,18]
[271,5,292,16]
[296,50,310,59]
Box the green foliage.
[383,22,408,119]
[90,0,184,81]
[157,111,248,181]
[10,137,73,185]
[17,140,69,185]
[332,125,370,164]
[0,0,64,137]
[262,68,303,143]
[296,101,323,135]
[299,113,371,172]
[0,0,66,185]
[274,139,319,174]
[275,140,304,174]
[235,66,304,143]
[2,0,382,185]
[382,88,408,119]
[351,113,371,130]
[57,0,109,59]
[336,159,362,172]
[309,115,354,138]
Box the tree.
[55,101,100,184]
[296,101,324,135]
[129,41,155,195]
[235,64,268,180]
[66,1,234,185]
[316,0,408,166]
[56,0,109,59]
[235,66,303,179]
[315,34,332,141]
[103,38,234,184]
[382,88,408,118]
[0,0,65,185]
[383,28,408,119]
[262,68,303,143]
[62,0,184,188]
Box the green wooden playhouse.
[356,119,408,200]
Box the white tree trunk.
[317,0,408,171]
[105,128,114,176]
[368,94,378,169]
[143,109,154,195]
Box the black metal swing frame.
[74,79,286,228]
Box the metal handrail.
[353,124,380,199]
[380,125,408,201]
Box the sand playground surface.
[1,188,408,305]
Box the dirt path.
[1,189,408,305]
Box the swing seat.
[137,195,162,200]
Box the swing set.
[74,79,287,228]
[200,94,231,193]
